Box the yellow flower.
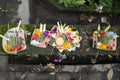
[4,44,14,53]
[68,27,72,31]
[93,33,98,38]
[97,42,107,50]
[33,29,41,36]
[62,42,71,50]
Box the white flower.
[68,47,76,51]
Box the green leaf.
[75,0,85,5]
[49,37,55,45]
[21,25,26,30]
[61,33,67,41]
[99,35,112,44]
[58,52,66,59]
[99,0,112,7]
[37,35,45,42]
[104,25,110,32]
[8,37,16,48]
[58,0,64,3]
[58,0,86,8]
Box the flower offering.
[93,25,118,51]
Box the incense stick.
[17,20,21,31]
[0,34,9,41]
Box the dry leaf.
[79,49,83,52]
[85,35,89,39]
[45,56,50,60]
[108,54,113,59]
[72,56,75,60]
[88,35,93,39]
[101,17,107,23]
[79,14,87,21]
[91,58,96,64]
[107,68,113,80]
[50,72,56,75]
[27,57,32,60]
[85,48,90,52]
[88,16,96,22]
[10,67,15,71]
[47,63,55,69]
[20,72,28,79]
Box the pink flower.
[108,40,115,47]
[66,32,71,37]
[18,30,23,38]
[108,40,115,50]
[39,42,47,48]
[44,37,51,43]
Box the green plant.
[87,0,112,12]
[58,0,86,8]
[99,0,112,8]
[88,0,112,8]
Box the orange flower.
[97,42,107,50]
[48,33,52,37]
[33,29,41,36]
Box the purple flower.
[93,38,97,44]
[54,56,62,62]
[43,31,49,36]
[50,29,56,34]
[93,38,97,47]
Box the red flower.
[100,32,106,38]
[108,45,113,50]
[31,34,37,40]
[10,45,23,52]
[68,37,74,43]
[10,47,16,51]
[16,45,23,52]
